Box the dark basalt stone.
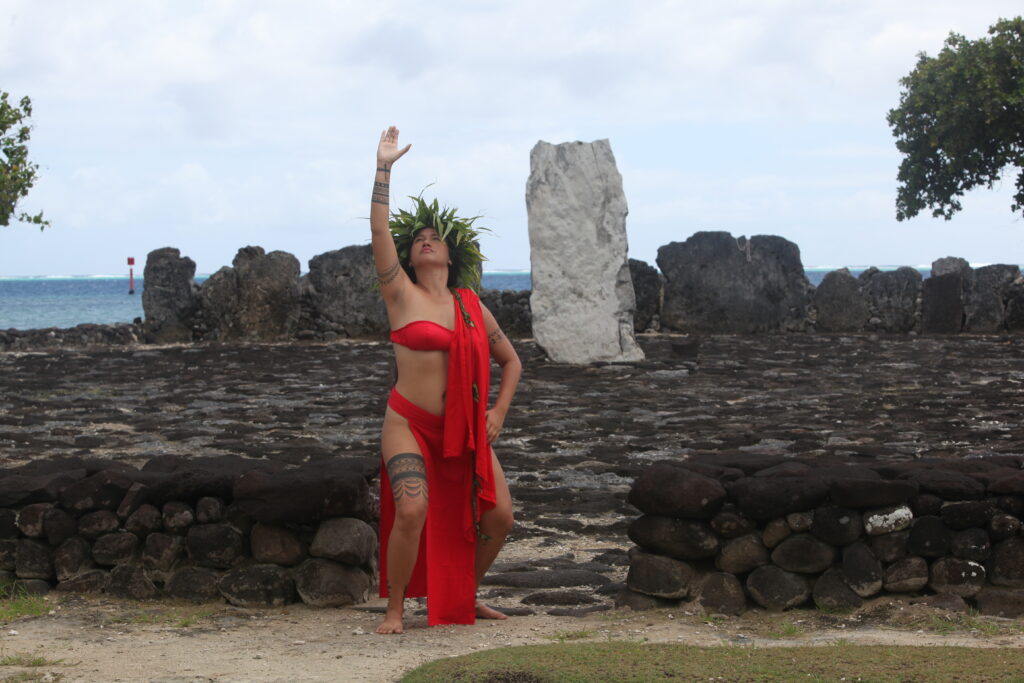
[809,505,863,546]
[629,258,662,333]
[521,590,598,606]
[829,479,918,508]
[218,564,296,607]
[16,503,51,538]
[812,567,863,610]
[727,477,830,522]
[162,501,195,535]
[627,516,720,560]
[0,470,87,508]
[929,557,985,598]
[77,510,120,539]
[233,466,369,525]
[54,537,92,582]
[613,587,681,611]
[902,470,984,501]
[107,564,159,600]
[940,501,996,530]
[987,537,1024,588]
[165,567,223,603]
[870,530,909,563]
[250,523,307,567]
[907,516,952,558]
[309,518,376,567]
[59,470,135,514]
[628,465,726,519]
[142,533,184,573]
[696,572,747,616]
[951,528,991,563]
[813,268,870,333]
[921,272,965,334]
[883,556,929,593]
[987,472,1024,496]
[770,534,836,574]
[15,539,54,580]
[186,524,244,569]
[909,493,943,517]
[625,551,694,599]
[715,533,768,574]
[195,496,226,523]
[745,565,810,611]
[125,504,163,538]
[0,540,16,571]
[988,514,1021,541]
[842,542,882,598]
[293,558,371,607]
[43,508,78,546]
[56,569,109,593]
[0,509,18,539]
[709,508,756,539]
[975,587,1024,618]
[92,532,139,566]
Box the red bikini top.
[389,320,454,351]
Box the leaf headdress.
[390,195,489,292]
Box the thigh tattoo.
[387,452,427,503]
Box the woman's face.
[409,227,450,269]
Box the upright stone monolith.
[526,139,644,364]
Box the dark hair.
[401,227,460,289]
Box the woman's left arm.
[481,304,522,443]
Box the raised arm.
[371,126,412,302]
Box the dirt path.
[3,592,1023,682]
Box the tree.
[887,17,1024,221]
[0,90,48,229]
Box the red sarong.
[379,288,495,626]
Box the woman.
[371,126,521,634]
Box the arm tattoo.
[377,164,391,175]
[377,261,401,285]
[386,452,428,503]
[488,328,505,346]
[372,180,390,206]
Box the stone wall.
[623,456,1024,617]
[0,455,377,608]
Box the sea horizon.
[3,263,1015,280]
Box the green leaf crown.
[389,195,489,292]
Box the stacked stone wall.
[0,455,377,608]
[624,455,1024,617]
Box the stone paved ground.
[1,333,1023,614]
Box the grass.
[0,651,67,683]
[400,642,1024,682]
[544,629,595,643]
[769,621,802,638]
[0,673,65,683]
[0,590,48,623]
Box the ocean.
[0,267,933,331]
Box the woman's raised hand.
[377,126,411,167]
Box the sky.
[1,0,1022,277]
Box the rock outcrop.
[813,269,870,333]
[300,245,389,340]
[965,265,1021,333]
[657,232,812,333]
[629,259,662,333]
[197,247,301,341]
[526,139,643,363]
[141,248,199,343]
[859,267,922,333]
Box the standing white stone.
[526,139,644,364]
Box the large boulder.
[921,273,966,334]
[1006,280,1024,333]
[526,139,644,364]
[859,267,921,333]
[629,259,662,332]
[302,245,389,339]
[198,246,301,341]
[813,269,870,332]
[657,232,811,334]
[965,264,1021,332]
[142,247,199,343]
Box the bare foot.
[476,602,508,620]
[375,611,404,634]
